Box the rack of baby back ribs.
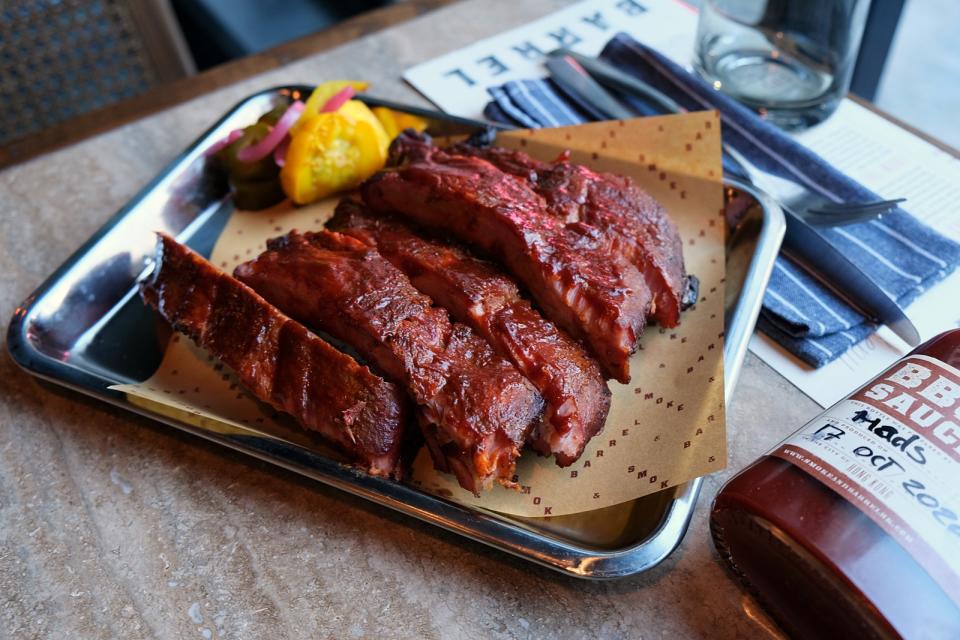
[141,130,698,496]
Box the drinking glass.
[694,0,871,130]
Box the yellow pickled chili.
[372,107,429,139]
[280,111,385,205]
[336,100,391,155]
[291,80,369,135]
[278,80,430,206]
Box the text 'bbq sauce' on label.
[711,329,960,639]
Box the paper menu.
[112,112,726,517]
[402,0,697,120]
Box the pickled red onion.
[236,101,304,163]
[321,86,356,112]
[204,128,244,156]
[273,136,290,167]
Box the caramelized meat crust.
[330,200,611,466]
[449,141,690,327]
[362,142,650,383]
[139,233,407,477]
[234,230,543,494]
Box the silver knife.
[545,54,634,120]
[551,49,684,114]
[781,207,920,344]
[547,49,920,346]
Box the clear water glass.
[694,0,871,130]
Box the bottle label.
[772,354,960,605]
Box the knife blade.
[545,54,634,121]
[551,49,921,347]
[782,207,920,346]
[551,48,685,114]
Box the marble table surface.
[0,1,822,637]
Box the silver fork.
[720,144,906,227]
[549,50,906,226]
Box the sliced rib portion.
[448,141,690,327]
[362,147,650,383]
[234,230,543,494]
[330,199,611,466]
[139,233,406,477]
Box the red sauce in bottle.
[712,329,960,638]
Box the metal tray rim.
[6,87,784,579]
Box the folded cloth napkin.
[483,33,960,368]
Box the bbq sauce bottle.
[712,329,960,639]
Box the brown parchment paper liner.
[112,111,726,517]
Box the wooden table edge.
[0,0,455,171]
[0,0,956,170]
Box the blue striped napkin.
[482,33,960,368]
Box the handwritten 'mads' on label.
[403,0,698,119]
[773,354,960,605]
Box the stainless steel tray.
[7,87,784,579]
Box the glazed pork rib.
[449,141,691,327]
[362,147,651,383]
[330,200,611,466]
[234,230,544,494]
[139,233,407,477]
